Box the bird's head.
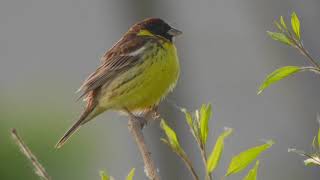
[130,18,182,42]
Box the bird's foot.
[150,107,161,120]
[144,106,160,120]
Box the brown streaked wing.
[77,34,153,99]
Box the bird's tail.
[55,105,97,149]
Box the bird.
[55,18,182,148]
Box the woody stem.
[126,109,161,180]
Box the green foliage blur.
[0,95,95,180]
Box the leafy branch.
[258,11,320,94]
[160,104,273,180]
[260,11,320,170]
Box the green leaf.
[226,140,274,176]
[317,128,320,149]
[280,16,287,30]
[126,168,135,180]
[181,108,196,134]
[100,171,110,180]
[181,108,193,129]
[160,119,181,151]
[267,31,292,45]
[200,104,212,145]
[194,110,201,136]
[258,66,302,95]
[317,114,320,149]
[274,21,283,31]
[291,12,301,40]
[207,128,233,173]
[181,108,200,142]
[312,135,317,150]
[243,160,260,180]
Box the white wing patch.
[126,46,147,56]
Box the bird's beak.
[167,27,182,36]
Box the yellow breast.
[99,40,180,111]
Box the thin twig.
[161,140,199,180]
[125,109,161,180]
[11,128,51,180]
[301,66,320,74]
[288,148,320,165]
[297,43,320,70]
[180,153,200,180]
[199,147,212,180]
[285,30,320,70]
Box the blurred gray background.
[1,0,320,179]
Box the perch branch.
[11,128,51,180]
[125,109,161,180]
